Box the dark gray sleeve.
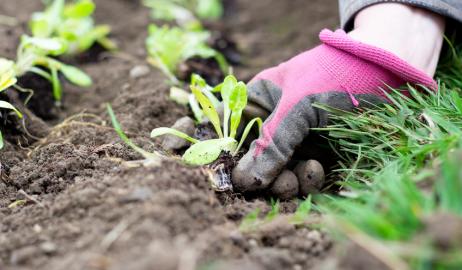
[339,0,462,30]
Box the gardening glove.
[232,29,437,193]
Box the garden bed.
[0,0,380,269]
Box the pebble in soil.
[294,160,325,197]
[161,116,196,152]
[270,170,299,200]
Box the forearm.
[348,3,445,77]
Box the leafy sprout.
[30,0,116,55]
[143,0,223,27]
[146,24,227,84]
[0,59,23,150]
[14,35,92,103]
[151,74,262,166]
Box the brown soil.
[0,0,350,269]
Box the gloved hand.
[232,29,436,193]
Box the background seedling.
[30,0,116,55]
[151,74,262,166]
[143,0,223,27]
[14,35,92,103]
[0,59,23,149]
[146,24,227,84]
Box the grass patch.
[315,39,462,269]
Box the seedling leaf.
[191,84,223,138]
[196,0,223,19]
[183,137,237,165]
[107,104,160,161]
[264,199,280,222]
[239,208,261,232]
[229,81,247,138]
[151,127,199,144]
[235,117,262,154]
[60,64,92,87]
[220,75,237,137]
[0,101,23,119]
[50,66,61,101]
[64,0,95,18]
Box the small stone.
[161,116,196,151]
[294,160,325,196]
[33,224,42,233]
[40,242,57,254]
[248,239,258,248]
[270,170,299,200]
[229,230,245,243]
[129,65,150,79]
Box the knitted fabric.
[251,29,436,157]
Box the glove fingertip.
[232,152,274,193]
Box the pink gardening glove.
[232,29,436,193]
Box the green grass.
[314,40,462,269]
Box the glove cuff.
[319,29,437,90]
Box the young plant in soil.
[12,35,92,104]
[146,24,227,84]
[29,0,116,55]
[143,0,223,27]
[0,59,23,149]
[151,74,262,166]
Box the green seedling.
[239,200,281,232]
[151,74,262,166]
[169,77,220,123]
[14,35,92,103]
[0,59,23,150]
[143,0,223,27]
[146,24,227,84]
[107,104,160,162]
[30,0,116,55]
[265,198,281,222]
[290,195,313,225]
[239,208,261,232]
